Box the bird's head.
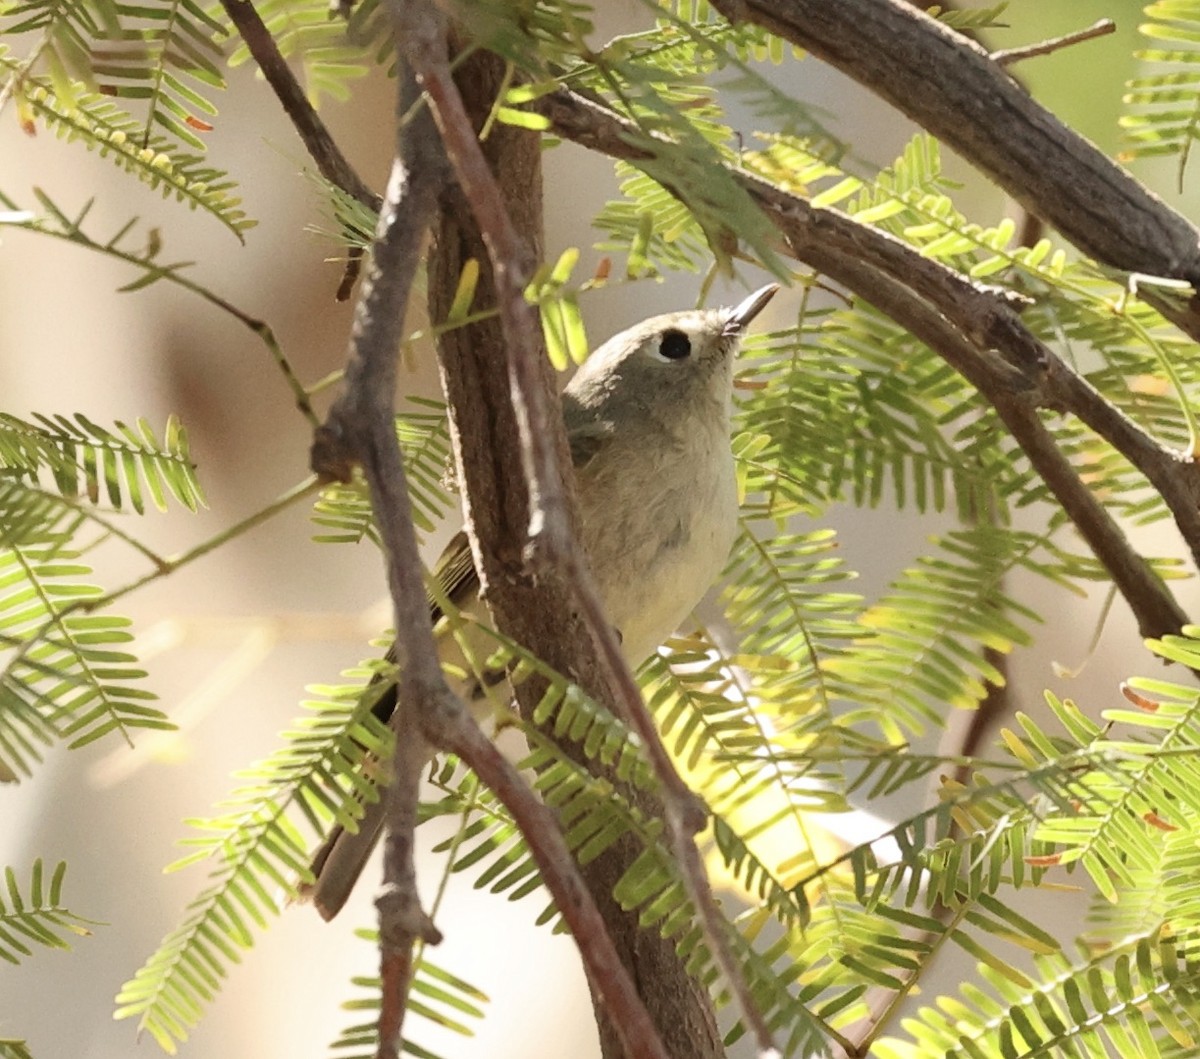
[565,284,779,422]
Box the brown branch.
[310,6,676,1059]
[407,24,780,1056]
[416,18,709,826]
[787,244,1190,642]
[218,0,381,213]
[375,721,440,1057]
[309,44,446,1057]
[707,0,1200,318]
[991,18,1116,67]
[742,178,1200,577]
[428,45,725,1058]
[409,41,571,568]
[537,87,1191,639]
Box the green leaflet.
[223,0,385,105]
[310,399,453,545]
[0,411,204,515]
[0,48,251,238]
[0,404,201,779]
[0,861,87,1052]
[1121,0,1200,190]
[0,539,170,773]
[0,860,95,965]
[878,932,1200,1059]
[326,937,489,1059]
[114,657,396,1052]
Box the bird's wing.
[567,421,614,469]
[308,408,616,919]
[427,529,479,624]
[427,412,615,618]
[563,391,616,470]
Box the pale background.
[2,2,1194,1057]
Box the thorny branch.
[536,87,1192,639]
[309,5,673,1058]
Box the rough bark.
[426,46,724,1059]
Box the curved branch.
[708,0,1200,310]
[536,87,1191,639]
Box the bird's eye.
[659,329,692,360]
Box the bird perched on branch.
[303,283,779,920]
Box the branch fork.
[308,3,695,1056]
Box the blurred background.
[3,1,1197,1056]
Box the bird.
[303,283,779,920]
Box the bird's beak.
[723,283,780,336]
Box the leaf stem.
[1115,299,1200,460]
[82,476,321,613]
[11,202,322,429]
[842,899,972,1057]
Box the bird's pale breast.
[578,414,737,666]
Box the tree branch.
[427,44,725,1058]
[218,0,379,212]
[790,245,1190,641]
[408,39,571,567]
[408,23,779,1055]
[708,0,1200,328]
[309,42,447,1057]
[743,176,1200,577]
[310,7,676,1058]
[537,87,1191,639]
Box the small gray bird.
[304,284,778,919]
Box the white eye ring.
[654,328,692,362]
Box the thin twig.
[310,41,449,1053]
[408,20,778,1055]
[992,19,1116,67]
[0,34,49,117]
[218,0,381,213]
[313,7,675,1058]
[336,247,366,303]
[12,210,322,427]
[917,0,1021,791]
[81,476,322,612]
